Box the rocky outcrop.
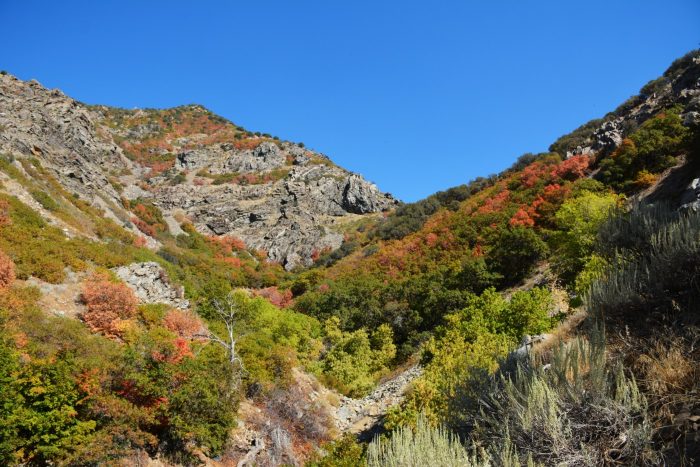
[334,365,423,434]
[177,141,287,174]
[565,53,700,158]
[680,178,700,212]
[112,262,189,309]
[590,118,624,153]
[0,73,397,268]
[154,154,396,270]
[0,74,128,202]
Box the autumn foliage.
[207,235,246,255]
[163,308,204,338]
[0,249,15,289]
[0,199,10,226]
[253,286,294,308]
[81,275,138,336]
[150,337,193,364]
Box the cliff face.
[0,74,397,269]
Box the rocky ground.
[334,365,423,435]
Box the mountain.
[0,50,698,466]
[0,75,396,270]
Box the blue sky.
[2,1,698,201]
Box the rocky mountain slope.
[1,51,699,466]
[0,73,396,269]
[551,51,700,157]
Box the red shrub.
[253,286,294,308]
[551,155,590,180]
[311,249,321,262]
[519,162,551,188]
[0,250,15,289]
[81,275,138,336]
[509,208,536,227]
[131,217,156,237]
[476,189,510,215]
[163,308,203,338]
[151,337,193,364]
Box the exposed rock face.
[565,53,700,158]
[177,141,287,174]
[590,118,624,153]
[113,262,189,309]
[680,178,700,212]
[0,73,397,269]
[153,163,395,269]
[0,74,128,202]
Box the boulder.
[112,262,189,309]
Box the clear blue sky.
[2,1,698,201]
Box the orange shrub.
[222,256,243,268]
[233,138,261,150]
[163,308,203,338]
[551,155,590,180]
[207,235,246,254]
[81,275,138,336]
[0,250,15,289]
[635,170,658,188]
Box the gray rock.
[154,162,396,270]
[680,178,700,212]
[0,74,128,204]
[591,118,624,153]
[342,174,390,214]
[0,73,399,269]
[334,365,423,433]
[113,262,189,309]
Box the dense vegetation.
[0,50,698,465]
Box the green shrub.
[587,204,700,319]
[308,435,366,467]
[315,317,396,397]
[551,190,619,285]
[30,189,60,211]
[597,108,689,191]
[488,227,548,285]
[389,287,552,425]
[465,330,657,465]
[367,415,485,467]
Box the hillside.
[0,76,396,270]
[0,49,698,466]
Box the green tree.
[489,227,548,285]
[1,355,97,465]
[552,190,619,285]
